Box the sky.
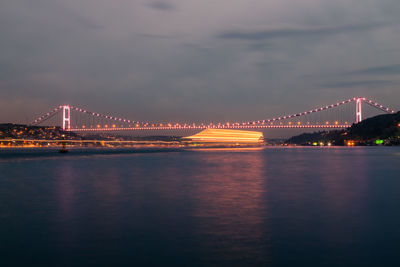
[1,0,400,125]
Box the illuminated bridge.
[31,97,396,132]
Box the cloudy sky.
[1,0,400,124]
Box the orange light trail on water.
[183,129,263,143]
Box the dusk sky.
[1,0,400,124]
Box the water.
[1,147,400,266]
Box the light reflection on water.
[1,147,400,266]
[190,150,268,264]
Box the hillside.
[0,124,81,140]
[0,123,181,142]
[286,112,400,145]
[347,112,400,140]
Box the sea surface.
[1,147,400,266]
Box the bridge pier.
[62,105,71,131]
[356,98,362,123]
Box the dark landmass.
[286,112,400,146]
[0,124,80,140]
[264,138,285,145]
[0,123,181,142]
[84,133,182,142]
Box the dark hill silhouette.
[348,112,400,140]
[287,112,400,145]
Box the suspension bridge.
[31,97,396,132]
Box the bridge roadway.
[70,124,350,132]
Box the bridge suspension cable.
[243,97,395,126]
[31,106,62,125]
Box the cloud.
[322,80,395,88]
[138,33,176,39]
[1,0,400,126]
[247,42,274,51]
[73,16,104,30]
[217,23,386,41]
[146,1,175,11]
[346,64,400,76]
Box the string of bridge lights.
[31,97,396,130]
[32,105,143,126]
[243,97,395,126]
[363,98,397,113]
[68,105,144,125]
[32,106,61,125]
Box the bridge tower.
[356,97,362,123]
[62,105,71,131]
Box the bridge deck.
[70,124,350,131]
